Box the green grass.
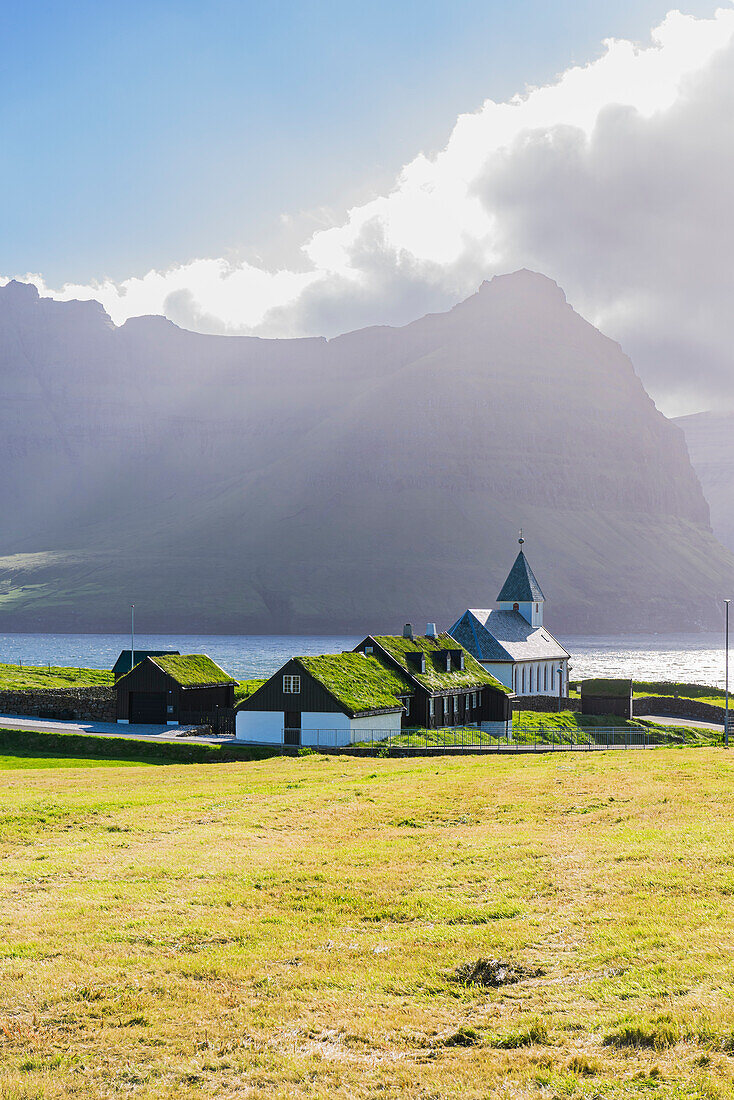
[0,662,113,689]
[297,652,411,714]
[141,654,235,687]
[361,711,719,749]
[1,750,734,1096]
[0,752,147,769]
[234,677,267,704]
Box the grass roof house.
[116,654,236,726]
[236,628,513,748]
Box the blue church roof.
[497,550,545,603]
[448,610,514,662]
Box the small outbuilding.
[112,649,180,681]
[116,654,236,725]
[580,678,633,719]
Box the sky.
[1,0,732,414]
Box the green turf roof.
[371,633,512,694]
[150,654,236,687]
[580,678,633,698]
[297,652,412,716]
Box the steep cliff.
[0,271,730,634]
[676,410,734,554]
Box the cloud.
[4,7,734,409]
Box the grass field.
[0,753,147,770]
[0,663,113,690]
[0,750,733,1097]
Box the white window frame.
[283,675,301,694]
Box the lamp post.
[131,604,135,675]
[558,663,564,712]
[726,599,730,747]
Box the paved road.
[0,713,226,745]
[637,713,724,732]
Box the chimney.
[403,623,413,640]
[426,622,437,639]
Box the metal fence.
[264,723,698,754]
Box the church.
[448,536,570,697]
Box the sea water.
[0,631,728,689]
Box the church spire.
[497,534,545,627]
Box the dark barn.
[115,654,236,725]
[112,649,180,680]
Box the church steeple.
[497,532,545,626]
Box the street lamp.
[726,599,731,748]
[131,604,135,675]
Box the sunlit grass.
[0,750,733,1097]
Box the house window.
[429,698,435,719]
[454,696,460,716]
[365,645,374,654]
[283,675,301,694]
[403,696,411,715]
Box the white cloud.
[5,6,734,407]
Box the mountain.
[675,410,734,554]
[0,270,731,636]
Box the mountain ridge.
[0,270,730,635]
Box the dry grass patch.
[0,751,731,1096]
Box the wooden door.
[130,691,167,724]
[284,710,301,746]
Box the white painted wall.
[498,600,543,626]
[480,662,513,689]
[236,709,402,747]
[235,710,283,743]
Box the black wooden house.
[116,654,236,725]
[352,628,513,730]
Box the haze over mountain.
[0,269,730,636]
[676,411,734,556]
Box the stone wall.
[512,695,573,713]
[632,696,726,724]
[0,687,116,723]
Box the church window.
[529,667,534,693]
[544,665,548,691]
[522,667,526,693]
